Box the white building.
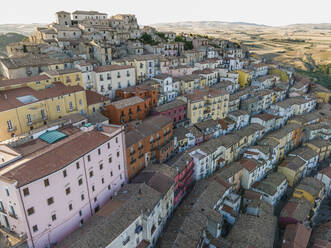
[72,10,108,22]
[315,166,331,196]
[228,110,250,130]
[252,172,288,206]
[93,64,136,99]
[240,158,271,189]
[289,147,319,175]
[57,183,165,248]
[75,62,94,89]
[153,74,178,104]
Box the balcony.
[130,159,136,164]
[122,236,130,246]
[135,225,143,234]
[8,212,18,219]
[7,126,17,132]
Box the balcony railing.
[135,225,143,234]
[8,212,18,219]
[122,237,130,246]
[7,126,17,132]
[130,159,136,164]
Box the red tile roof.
[2,130,110,187]
[0,75,50,87]
[85,90,109,106]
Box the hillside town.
[0,10,330,248]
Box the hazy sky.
[1,0,331,26]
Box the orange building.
[115,85,158,108]
[103,96,151,124]
[125,115,174,180]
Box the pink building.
[165,152,194,207]
[152,99,188,126]
[0,124,126,248]
[161,65,195,77]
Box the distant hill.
[152,21,269,30]
[0,32,27,56]
[0,23,45,35]
[151,21,331,32]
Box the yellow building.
[0,82,88,141]
[43,68,83,87]
[0,74,52,91]
[269,68,289,82]
[174,74,201,95]
[113,55,156,83]
[179,88,229,124]
[237,69,252,88]
[305,137,331,162]
[85,90,111,115]
[278,156,306,187]
[293,177,325,206]
[311,84,331,103]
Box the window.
[98,148,101,155]
[92,186,95,192]
[44,179,50,187]
[116,137,118,143]
[23,188,29,197]
[101,178,105,184]
[99,164,103,170]
[52,214,57,221]
[27,207,34,216]
[78,178,83,186]
[79,210,82,216]
[79,99,82,105]
[108,185,111,190]
[87,155,91,162]
[110,171,113,177]
[66,187,71,195]
[107,143,110,149]
[47,197,54,205]
[120,174,123,180]
[56,105,61,112]
[118,164,121,170]
[94,197,97,202]
[69,204,73,211]
[76,162,80,169]
[63,170,67,178]
[89,170,94,178]
[109,157,112,163]
[117,151,120,157]
[81,194,85,201]
[32,225,38,232]
[7,120,13,131]
[27,114,32,124]
[69,102,73,111]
